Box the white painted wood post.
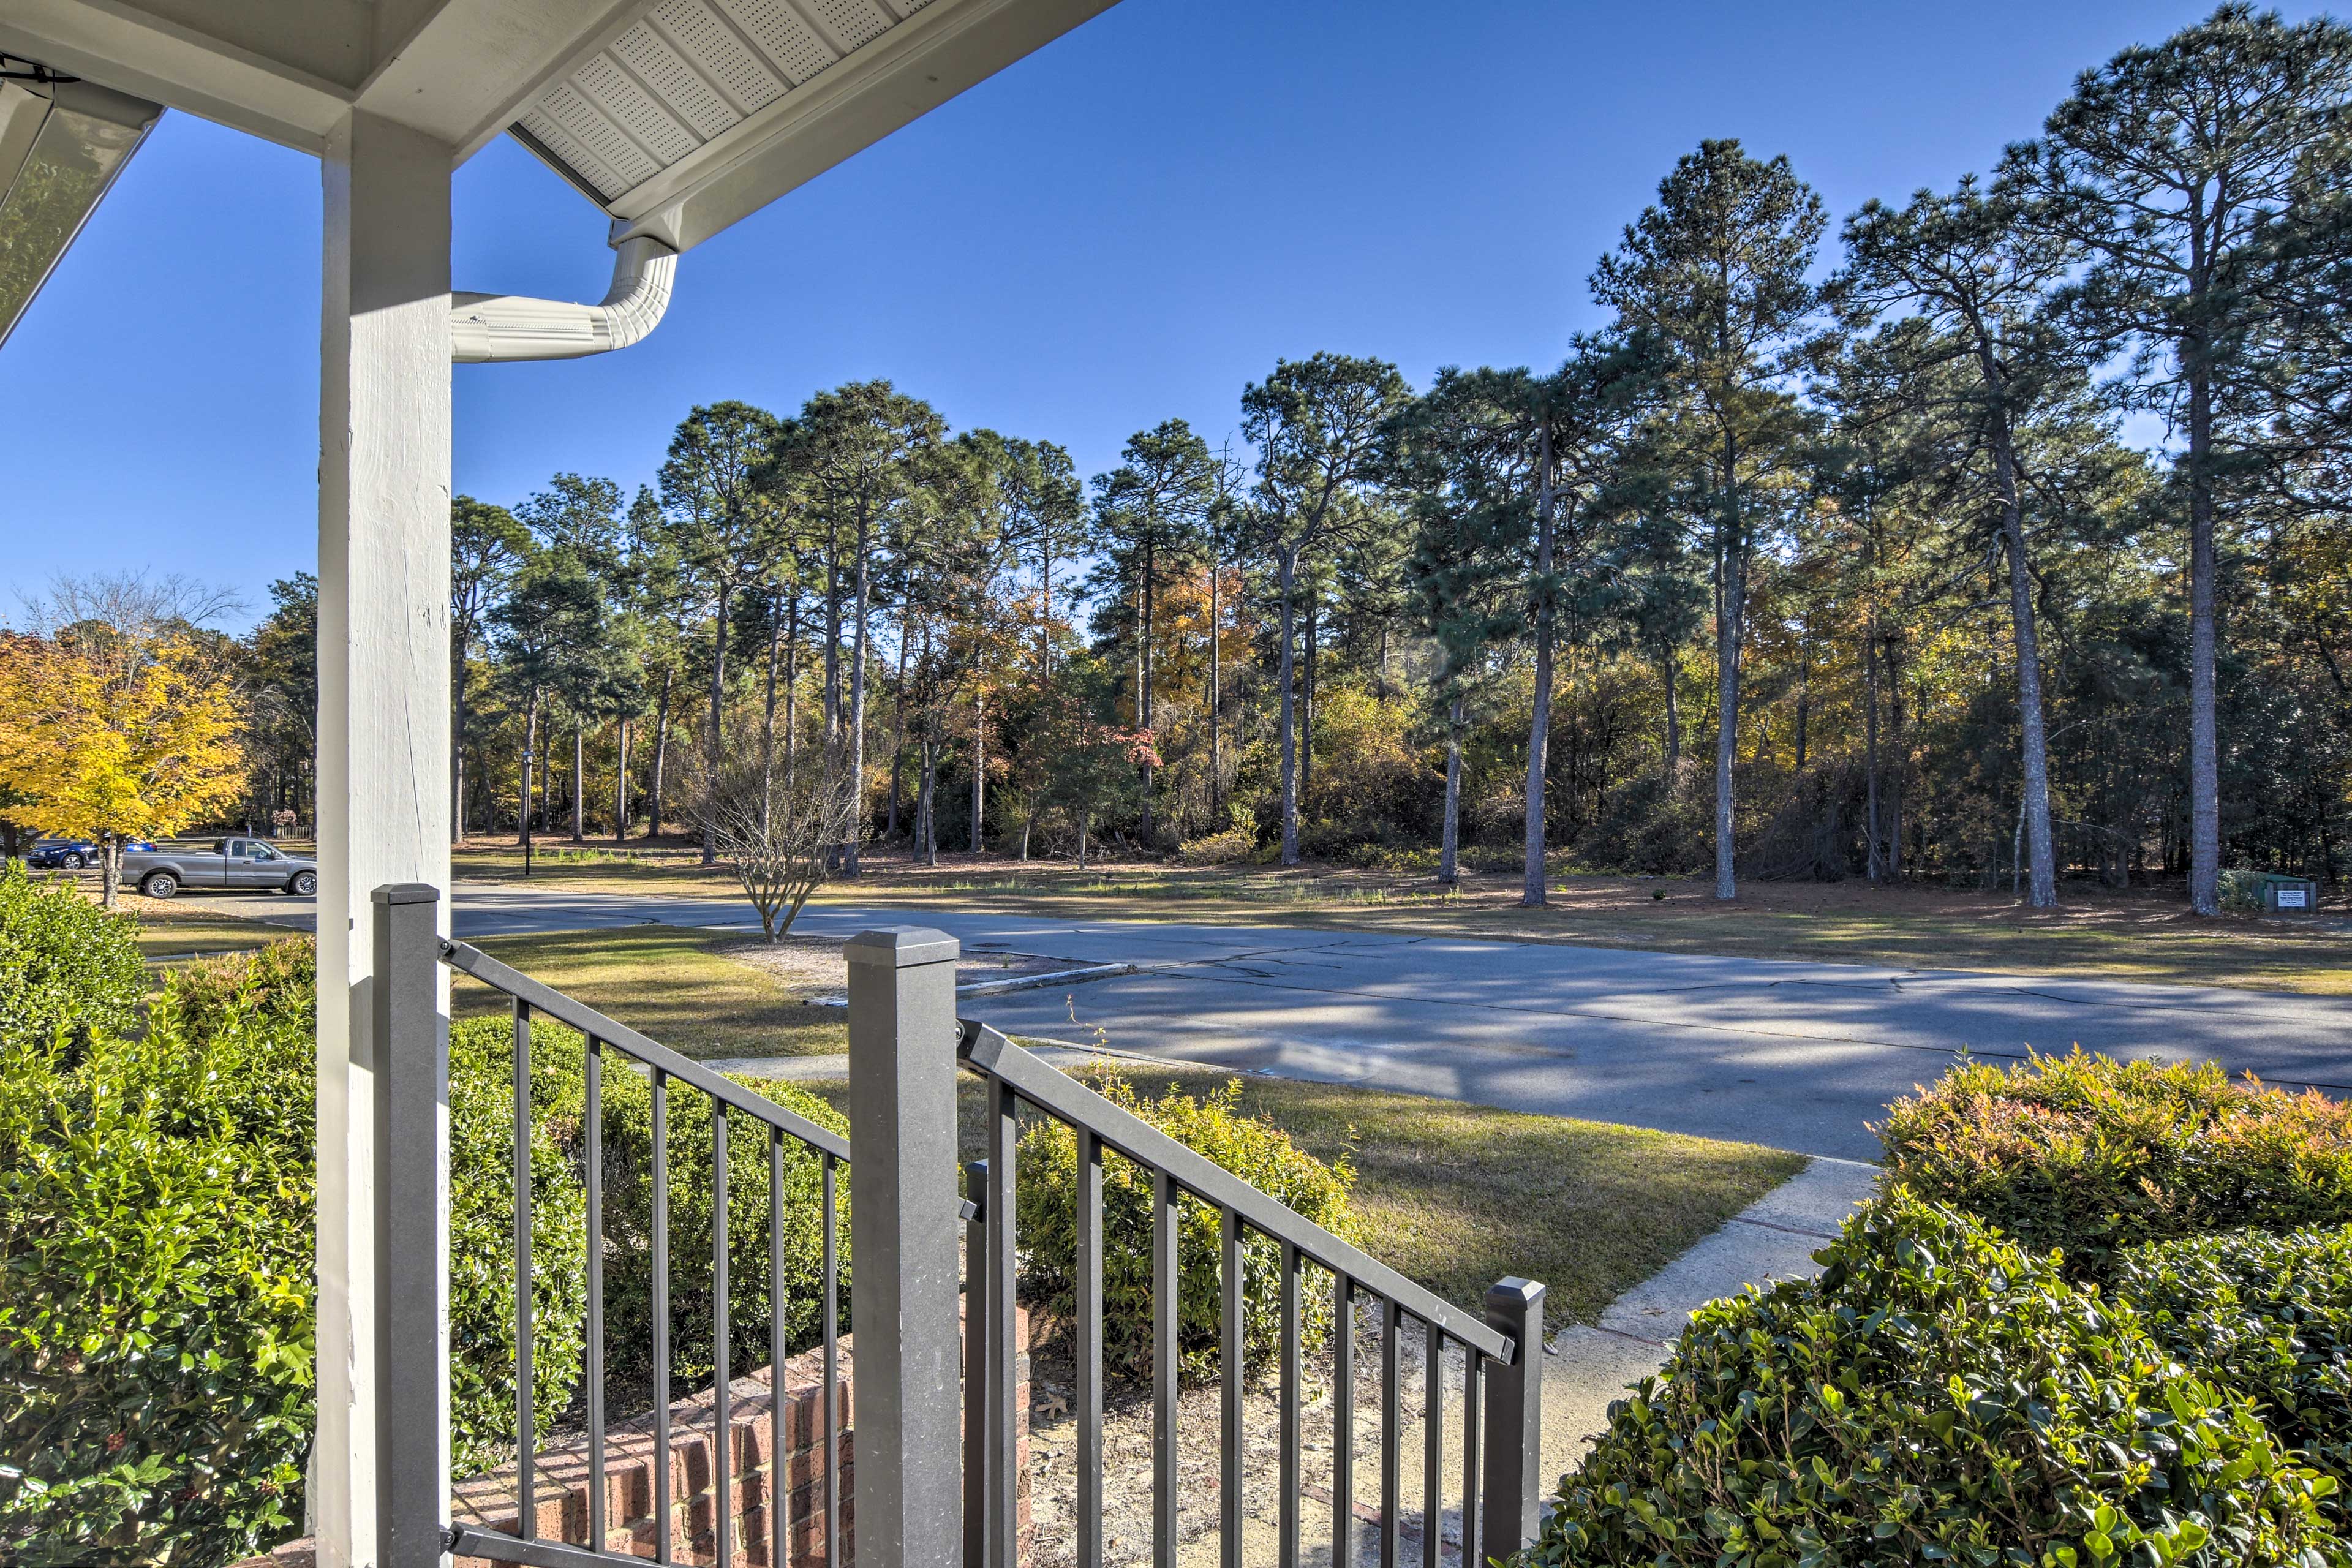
[314,108,454,1568]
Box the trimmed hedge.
[0,865,143,1050]
[2115,1225,2352,1529]
[1532,1196,2348,1568]
[1877,1049,2352,1276]
[1014,1071,1355,1382]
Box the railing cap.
[845,926,960,968]
[372,882,443,907]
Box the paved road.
[200,883,2352,1162]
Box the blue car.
[24,837,154,869]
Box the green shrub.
[1014,1071,1356,1382]
[1532,1196,2348,1568]
[1877,1049,2352,1276]
[0,865,143,1050]
[0,975,315,1566]
[0,946,589,1565]
[2115,1225,2352,1527]
[1177,824,1257,865]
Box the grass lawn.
[795,1062,1809,1335]
[126,900,293,962]
[454,927,848,1058]
[451,837,2352,995]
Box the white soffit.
[507,0,1115,252]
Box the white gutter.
[450,235,676,364]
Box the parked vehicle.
[23,837,153,869]
[123,838,318,899]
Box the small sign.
[2277,888,2309,909]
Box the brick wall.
[236,1306,1027,1568]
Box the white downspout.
[450,234,676,363]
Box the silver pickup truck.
[123,837,318,899]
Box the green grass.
[797,1062,1808,1334]
[129,907,290,963]
[454,927,847,1059]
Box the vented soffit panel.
[505,0,1115,254]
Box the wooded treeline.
[233,6,2352,908]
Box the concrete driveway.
[197,883,2352,1161]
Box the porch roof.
[0,0,1114,257]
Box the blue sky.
[1,0,2318,630]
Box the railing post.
[846,926,964,1568]
[371,884,450,1568]
[1479,1277,1546,1556]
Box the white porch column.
[314,108,453,1568]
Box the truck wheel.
[141,871,179,899]
[288,872,317,897]
[61,852,85,869]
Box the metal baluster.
[1422,1322,1441,1568]
[654,1070,672,1564]
[1333,1275,1354,1568]
[822,1153,839,1568]
[1459,1359,1481,1568]
[1380,1298,1400,1568]
[513,998,535,1539]
[1153,1167,1177,1568]
[1221,1207,1243,1568]
[1279,1242,1300,1568]
[586,1038,606,1555]
[1076,1129,1104,1568]
[769,1129,786,1568]
[986,1080,1019,1568]
[964,1161,989,1568]
[714,1107,731,1568]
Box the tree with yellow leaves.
[0,630,246,906]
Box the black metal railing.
[956,1020,1545,1568]
[440,938,852,1568]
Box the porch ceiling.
[0,0,1117,250]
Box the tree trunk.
[1077,810,1089,871]
[2186,371,2220,916]
[1276,551,1300,866]
[1863,617,1882,883]
[1996,426,2058,909]
[101,836,120,908]
[919,740,938,867]
[616,718,630,846]
[1662,643,1681,783]
[571,719,586,841]
[649,665,673,839]
[971,685,986,854]
[783,590,800,797]
[887,611,911,840]
[1884,634,1906,881]
[1439,692,1465,887]
[451,654,467,845]
[1793,646,1811,770]
[1208,559,1223,816]
[1524,423,1557,907]
[703,582,731,866]
[845,516,873,875]
[1301,589,1317,812]
[519,695,538,867]
[1140,536,1156,843]
[761,595,783,839]
[1713,435,1746,902]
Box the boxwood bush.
[1531,1196,2347,1568]
[0,864,144,1049]
[1877,1049,2352,1276]
[1014,1071,1356,1382]
[2114,1225,2352,1528]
